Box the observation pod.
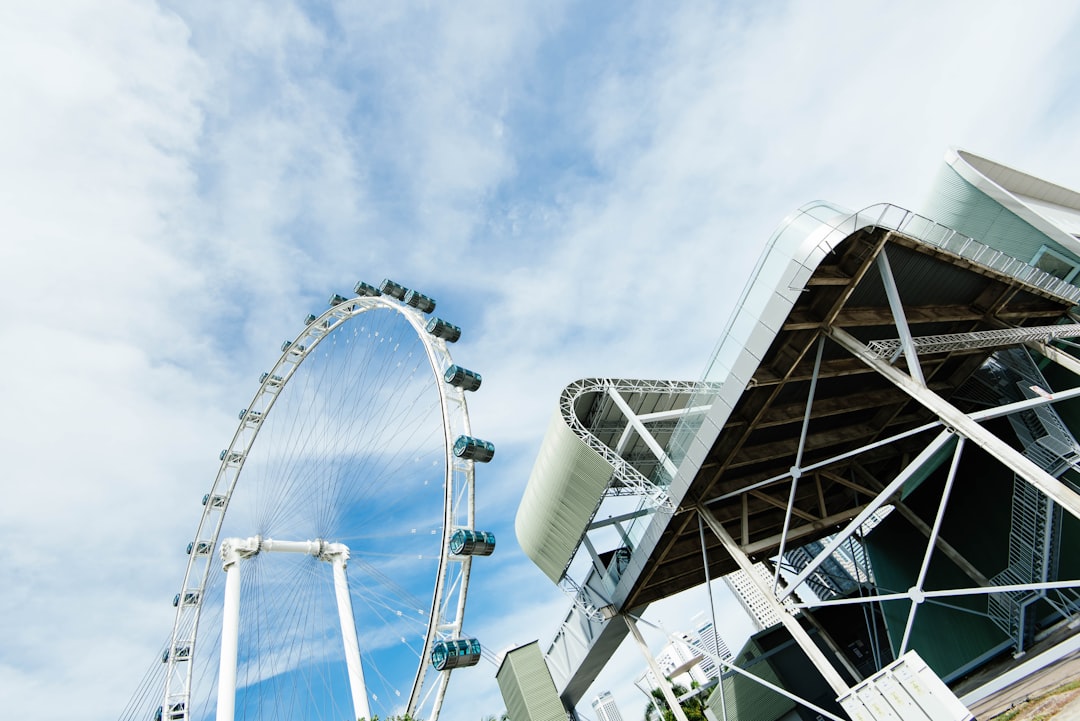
[453,435,495,463]
[380,278,408,300]
[430,638,482,671]
[354,280,381,297]
[404,289,437,314]
[426,317,462,343]
[444,365,482,391]
[448,529,496,556]
[329,293,350,306]
[281,340,306,353]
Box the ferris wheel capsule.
[403,289,437,314]
[380,278,408,300]
[354,281,381,297]
[444,365,482,391]
[453,435,495,462]
[426,317,461,343]
[448,529,496,556]
[430,638,482,671]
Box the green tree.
[642,683,706,721]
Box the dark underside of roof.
[625,226,1077,608]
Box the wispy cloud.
[4,1,1080,719]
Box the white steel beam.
[867,323,1080,358]
[875,249,926,385]
[623,615,691,721]
[778,430,956,601]
[774,337,825,594]
[899,438,965,655]
[696,504,851,696]
[829,326,1080,523]
[606,387,679,478]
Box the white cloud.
[3,0,1080,719]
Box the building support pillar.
[623,615,692,721]
[828,326,1080,522]
[695,503,851,696]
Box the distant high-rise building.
[723,562,800,631]
[784,539,859,600]
[783,508,891,599]
[591,690,624,721]
[635,633,710,694]
[688,611,732,678]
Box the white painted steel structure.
[521,195,1080,718]
[159,292,481,721]
[215,537,371,721]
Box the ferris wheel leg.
[332,554,371,721]
[217,557,243,721]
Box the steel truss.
[558,378,722,512]
[866,323,1080,359]
[759,328,1080,666]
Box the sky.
[2,1,1080,720]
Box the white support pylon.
[215,537,371,721]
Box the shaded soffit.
[621,223,1078,609]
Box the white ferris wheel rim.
[161,292,476,721]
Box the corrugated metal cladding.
[515,410,615,583]
[847,242,989,308]
[495,642,566,721]
[923,166,1079,266]
[707,638,795,721]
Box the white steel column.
[217,538,258,721]
[330,551,371,721]
[898,437,965,655]
[876,248,926,385]
[217,561,242,721]
[623,615,691,721]
[829,326,1080,522]
[696,504,851,696]
[215,536,370,721]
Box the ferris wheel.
[150,280,494,721]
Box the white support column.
[330,551,371,721]
[829,326,1080,522]
[217,538,259,721]
[215,536,371,721]
[899,437,965,655]
[606,388,679,478]
[696,504,851,696]
[876,248,926,385]
[774,337,825,594]
[623,615,691,721]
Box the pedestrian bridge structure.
[517,194,1080,717]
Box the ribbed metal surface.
[924,166,1078,268]
[495,642,567,721]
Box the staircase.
[961,348,1080,650]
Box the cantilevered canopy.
[517,411,615,584]
[516,379,706,584]
[625,203,1080,609]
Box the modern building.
[511,149,1080,720]
[591,690,624,721]
[689,610,732,679]
[636,633,710,692]
[495,641,568,721]
[725,564,800,631]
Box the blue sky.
[3,1,1080,719]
